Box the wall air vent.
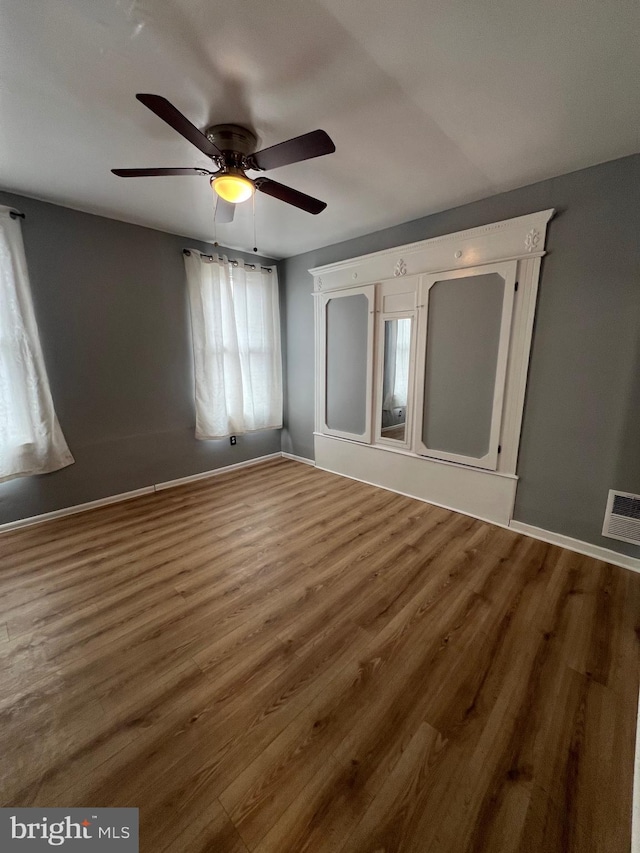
[602,490,640,546]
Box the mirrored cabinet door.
[414,262,516,470]
[321,285,374,443]
[376,316,414,447]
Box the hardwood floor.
[1,457,639,852]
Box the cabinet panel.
[414,262,516,470]
[382,291,416,313]
[320,286,374,443]
[326,294,369,434]
[422,273,504,458]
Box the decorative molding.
[509,520,640,574]
[393,258,407,277]
[524,228,540,253]
[311,209,553,534]
[309,208,555,292]
[497,256,542,475]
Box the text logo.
[0,809,138,851]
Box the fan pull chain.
[252,192,258,253]
[212,196,219,247]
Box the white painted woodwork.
[309,210,554,291]
[314,433,518,527]
[312,210,553,524]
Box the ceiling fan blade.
[111,168,215,177]
[215,198,235,224]
[255,177,327,214]
[249,130,335,172]
[136,94,221,158]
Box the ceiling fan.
[112,94,335,222]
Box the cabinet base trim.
[314,434,516,527]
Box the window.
[0,206,73,481]
[184,251,282,439]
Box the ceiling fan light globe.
[211,173,254,204]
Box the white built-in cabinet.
[311,209,554,526]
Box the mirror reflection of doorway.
[381,317,411,442]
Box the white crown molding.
[309,208,555,292]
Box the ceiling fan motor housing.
[205,124,259,169]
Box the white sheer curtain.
[184,251,283,439]
[0,206,74,482]
[392,317,411,408]
[383,318,411,411]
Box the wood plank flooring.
[0,457,639,852]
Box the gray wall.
[281,155,640,557]
[0,191,281,524]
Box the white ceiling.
[1,0,638,259]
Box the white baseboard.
[3,452,638,580]
[154,453,281,490]
[509,520,640,573]
[0,453,282,533]
[0,486,155,534]
[281,452,316,466]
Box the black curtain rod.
[183,248,272,272]
[9,210,25,220]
